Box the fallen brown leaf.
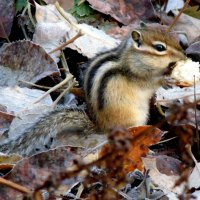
[86,0,155,25]
[0,41,60,87]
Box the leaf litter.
[0,0,200,199]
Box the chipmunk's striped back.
[84,24,186,130]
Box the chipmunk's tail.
[0,108,95,157]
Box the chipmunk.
[84,23,186,130]
[0,23,186,156]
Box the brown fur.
[84,24,186,130]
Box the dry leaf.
[156,85,200,107]
[174,12,200,44]
[142,156,185,195]
[0,40,60,87]
[123,126,162,172]
[33,21,69,62]
[34,3,119,59]
[86,0,155,25]
[99,126,162,173]
[0,146,85,199]
[0,86,53,139]
[0,0,15,38]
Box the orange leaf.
[124,125,162,172]
[99,126,162,173]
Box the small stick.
[87,140,108,154]
[166,0,190,33]
[33,74,73,104]
[19,80,53,90]
[0,177,31,194]
[52,80,77,108]
[157,136,177,144]
[60,51,70,73]
[193,75,200,154]
[19,80,84,97]
[49,31,82,54]
[27,2,36,27]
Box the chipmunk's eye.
[153,44,166,52]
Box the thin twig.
[21,3,29,40]
[87,140,108,154]
[27,2,36,27]
[19,80,53,90]
[193,75,200,154]
[60,51,70,73]
[0,177,31,194]
[49,31,82,54]
[33,74,73,104]
[52,80,77,108]
[166,0,190,33]
[157,136,177,144]
[19,80,84,97]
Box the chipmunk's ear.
[131,30,142,47]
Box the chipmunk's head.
[128,23,187,75]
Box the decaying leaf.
[142,156,185,195]
[34,3,119,59]
[0,86,53,139]
[86,0,155,25]
[174,12,200,44]
[124,126,162,172]
[0,0,15,39]
[33,21,69,62]
[0,146,85,199]
[156,85,200,107]
[0,40,60,87]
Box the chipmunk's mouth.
[163,62,177,76]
